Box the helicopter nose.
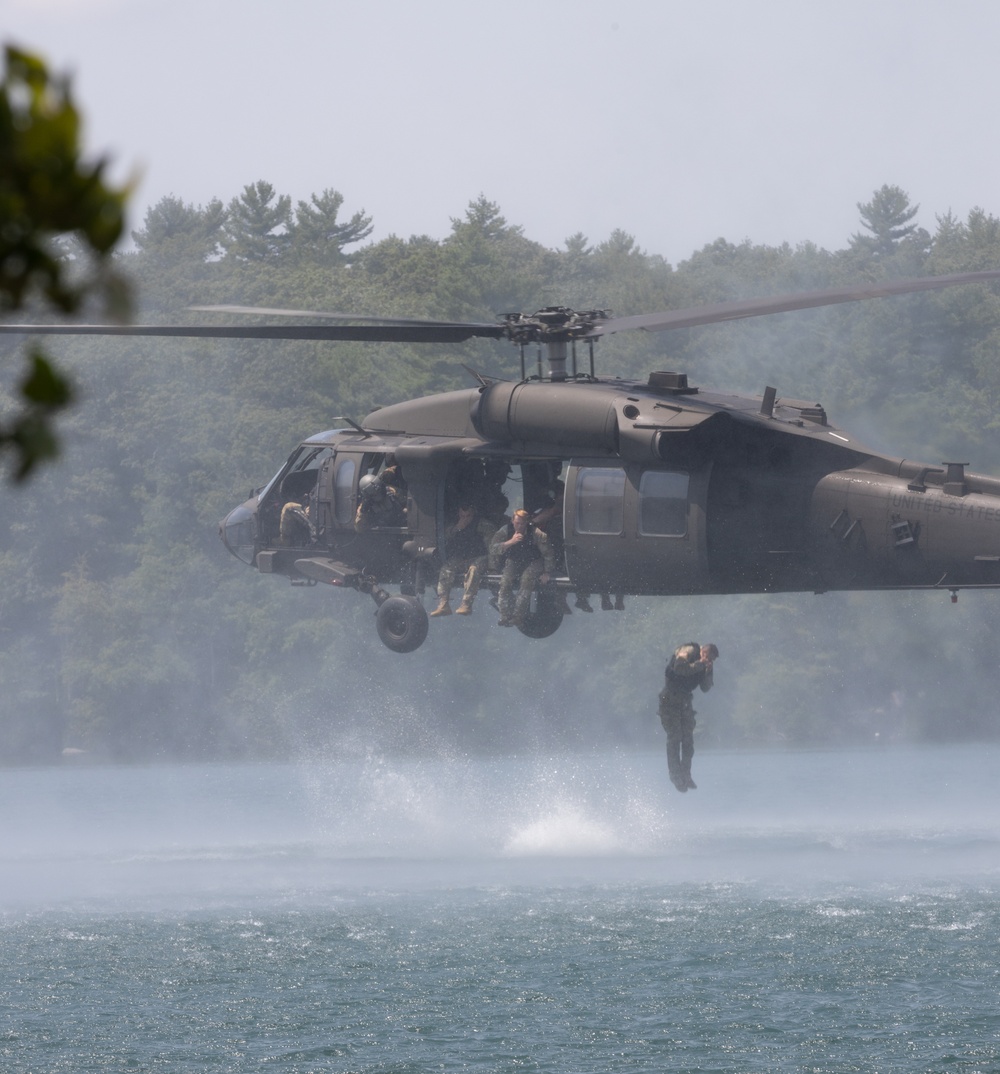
[219,504,257,565]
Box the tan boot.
[456,598,474,615]
[430,598,452,617]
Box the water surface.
[2,746,998,1072]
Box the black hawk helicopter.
[6,270,1000,652]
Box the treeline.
[2,182,1000,763]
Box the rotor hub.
[502,306,611,345]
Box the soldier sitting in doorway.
[489,508,557,627]
[431,502,496,617]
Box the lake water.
[2,745,999,1072]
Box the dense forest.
[3,181,1000,764]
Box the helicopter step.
[291,555,428,653]
[292,557,363,587]
[293,556,394,607]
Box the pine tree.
[852,184,924,257]
[219,180,292,262]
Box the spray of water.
[3,744,999,912]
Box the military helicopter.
[6,269,1000,652]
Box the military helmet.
[359,474,385,500]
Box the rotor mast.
[502,306,610,381]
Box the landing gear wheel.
[516,588,564,640]
[375,595,429,653]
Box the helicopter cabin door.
[562,462,710,595]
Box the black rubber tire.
[516,588,564,640]
[375,595,429,653]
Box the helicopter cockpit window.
[334,458,356,525]
[266,445,332,503]
[257,446,334,547]
[220,504,256,565]
[575,467,626,535]
[638,470,689,537]
[291,446,333,480]
[257,464,287,505]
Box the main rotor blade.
[4,270,998,346]
[0,321,506,343]
[590,270,1000,337]
[189,305,501,330]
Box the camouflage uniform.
[489,519,556,626]
[658,642,714,792]
[433,510,495,615]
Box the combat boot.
[456,598,474,615]
[430,598,452,617]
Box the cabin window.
[639,470,689,536]
[575,467,626,535]
[334,458,357,525]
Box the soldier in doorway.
[489,508,556,627]
[355,471,407,531]
[431,503,495,617]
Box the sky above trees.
[6,0,1000,264]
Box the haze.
[7,0,1000,263]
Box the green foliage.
[439,197,557,319]
[851,183,928,259]
[291,188,373,267]
[220,180,291,262]
[132,194,226,258]
[0,44,131,480]
[3,179,1000,763]
[4,346,72,473]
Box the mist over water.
[3,744,998,912]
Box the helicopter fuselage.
[219,372,1000,651]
